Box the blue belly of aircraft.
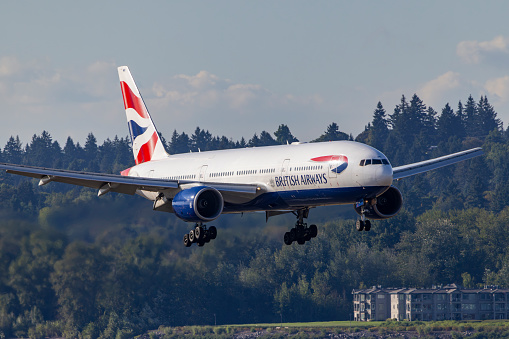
[222,185,387,213]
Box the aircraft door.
[199,165,208,182]
[328,159,339,178]
[280,159,290,189]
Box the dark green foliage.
[1,94,509,337]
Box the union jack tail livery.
[118,66,169,164]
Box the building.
[353,284,509,321]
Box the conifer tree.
[367,102,389,150]
[274,124,298,144]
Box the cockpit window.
[359,158,390,166]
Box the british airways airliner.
[0,66,483,247]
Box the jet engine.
[172,186,224,222]
[354,186,403,220]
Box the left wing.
[392,147,483,180]
[0,163,259,196]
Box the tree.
[3,136,23,164]
[313,123,349,142]
[366,102,389,150]
[437,103,461,143]
[274,124,298,144]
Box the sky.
[1,1,509,147]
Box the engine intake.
[354,186,403,220]
[172,186,224,222]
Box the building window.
[378,294,385,299]
[462,303,476,311]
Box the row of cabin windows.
[292,165,323,171]
[164,164,328,181]
[164,174,196,180]
[359,159,390,166]
[211,171,234,177]
[211,169,277,177]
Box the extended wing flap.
[392,147,483,180]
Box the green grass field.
[151,319,509,338]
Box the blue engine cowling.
[172,186,224,222]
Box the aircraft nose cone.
[376,165,393,186]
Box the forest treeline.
[1,94,509,338]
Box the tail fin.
[118,66,169,164]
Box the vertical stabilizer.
[118,66,169,164]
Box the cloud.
[485,76,509,102]
[457,35,509,64]
[417,71,461,105]
[0,58,331,146]
[148,70,326,139]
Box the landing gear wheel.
[309,224,318,238]
[209,226,217,240]
[364,220,371,231]
[194,226,202,241]
[297,238,306,245]
[189,229,196,243]
[183,234,192,247]
[183,224,218,247]
[284,232,293,245]
[356,220,364,231]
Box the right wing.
[0,163,259,196]
[392,147,483,180]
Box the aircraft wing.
[392,147,483,180]
[0,163,259,196]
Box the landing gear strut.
[284,208,318,245]
[356,200,372,232]
[183,223,217,247]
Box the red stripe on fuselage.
[311,155,348,162]
[136,132,158,164]
[120,81,149,119]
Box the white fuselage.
[127,140,393,213]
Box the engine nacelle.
[354,186,403,220]
[172,186,224,222]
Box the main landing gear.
[284,208,318,245]
[183,224,217,247]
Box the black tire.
[304,234,312,242]
[290,228,297,242]
[183,234,192,247]
[297,238,306,245]
[209,226,217,240]
[309,224,318,238]
[194,226,202,240]
[284,232,293,245]
[356,220,364,231]
[198,241,205,247]
[189,229,195,243]
[204,235,210,243]
[364,220,371,231]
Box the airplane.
[0,66,484,247]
